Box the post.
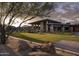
[62,26,65,32]
[38,24,40,32]
[40,22,44,33]
[31,24,34,32]
[46,21,48,32]
[70,26,74,32]
[50,25,54,33]
[34,24,36,32]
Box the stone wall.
[7,36,35,55]
[7,36,56,55]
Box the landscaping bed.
[11,32,79,43]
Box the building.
[29,19,79,33]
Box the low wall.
[7,36,56,55]
[7,36,79,56]
[7,36,32,52]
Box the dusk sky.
[11,2,79,27]
[55,2,79,13]
[47,2,79,24]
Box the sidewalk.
[55,40,79,55]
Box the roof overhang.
[29,19,61,24]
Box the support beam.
[50,25,54,32]
[70,26,74,32]
[38,24,40,32]
[46,21,48,32]
[40,22,44,32]
[31,24,34,32]
[62,26,65,32]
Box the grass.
[11,32,79,43]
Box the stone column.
[46,21,48,32]
[38,24,40,32]
[70,26,74,32]
[37,24,39,32]
[35,24,37,32]
[36,24,39,32]
[40,22,44,33]
[31,24,34,32]
[62,26,65,32]
[50,25,54,33]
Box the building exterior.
[29,19,79,33]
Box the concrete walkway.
[55,40,79,55]
[0,45,17,56]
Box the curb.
[56,47,79,56]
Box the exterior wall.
[73,25,79,32]
[30,20,74,33]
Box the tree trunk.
[0,25,7,44]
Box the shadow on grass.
[11,33,45,43]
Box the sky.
[10,2,79,27]
[5,17,30,27]
[48,2,79,24]
[55,2,79,13]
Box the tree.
[0,2,55,44]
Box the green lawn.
[11,32,79,43]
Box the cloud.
[55,2,79,13]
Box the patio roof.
[29,18,61,24]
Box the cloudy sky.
[47,2,79,24]
[55,2,79,13]
[12,2,79,27]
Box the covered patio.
[29,19,73,33]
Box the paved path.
[0,45,17,56]
[55,40,79,54]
